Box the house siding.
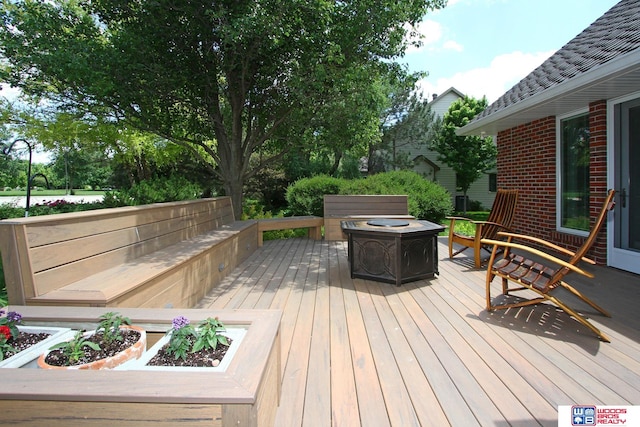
[496,100,609,263]
[400,88,497,210]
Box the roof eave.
[457,49,640,136]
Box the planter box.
[37,325,147,370]
[0,306,281,427]
[119,327,247,372]
[0,325,74,369]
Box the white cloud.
[405,18,464,55]
[442,40,463,52]
[417,50,553,103]
[404,20,443,53]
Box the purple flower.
[7,312,22,324]
[0,310,4,317]
[172,316,190,330]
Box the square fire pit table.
[341,219,445,286]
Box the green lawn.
[444,211,490,237]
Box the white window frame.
[556,108,590,236]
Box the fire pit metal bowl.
[366,219,410,227]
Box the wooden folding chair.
[482,189,615,342]
[448,189,518,268]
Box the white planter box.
[0,326,75,369]
[119,327,247,372]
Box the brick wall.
[495,100,609,264]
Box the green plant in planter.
[97,312,131,344]
[165,316,230,361]
[166,316,197,361]
[192,317,229,352]
[49,330,101,365]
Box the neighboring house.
[457,0,640,274]
[402,87,497,210]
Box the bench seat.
[29,221,256,307]
[257,216,323,246]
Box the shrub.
[468,199,484,211]
[101,190,133,208]
[0,203,23,220]
[285,170,453,223]
[286,175,344,216]
[242,198,307,241]
[105,176,202,206]
[361,171,453,223]
[339,175,391,195]
[28,200,106,216]
[1,200,106,218]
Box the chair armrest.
[480,238,595,278]
[496,232,595,265]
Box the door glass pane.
[561,114,590,231]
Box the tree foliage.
[0,0,446,217]
[372,77,441,173]
[430,95,496,210]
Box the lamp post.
[2,138,40,217]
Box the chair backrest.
[483,189,519,240]
[568,189,616,265]
[549,189,616,288]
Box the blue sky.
[402,0,620,103]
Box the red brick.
[496,102,608,263]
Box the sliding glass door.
[610,96,640,274]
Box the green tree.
[373,76,441,173]
[0,157,25,189]
[0,0,446,218]
[430,96,496,212]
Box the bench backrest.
[323,195,411,240]
[323,195,409,217]
[0,197,235,303]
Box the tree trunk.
[463,190,468,214]
[223,176,245,220]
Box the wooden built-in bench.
[0,197,258,308]
[323,194,414,240]
[257,216,323,246]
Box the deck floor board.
[196,238,640,426]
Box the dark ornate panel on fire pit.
[342,219,444,286]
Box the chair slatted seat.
[482,189,616,342]
[448,189,518,268]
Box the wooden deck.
[196,237,640,427]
